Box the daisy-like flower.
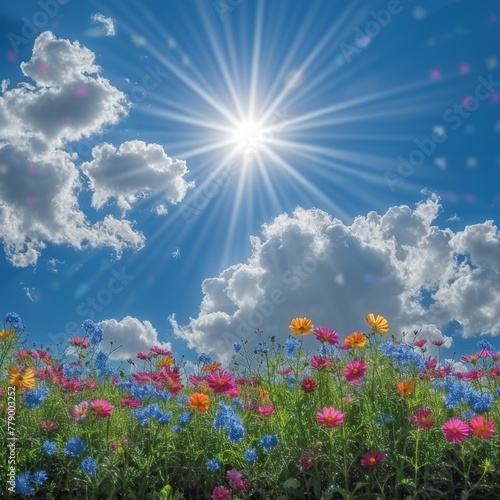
[202,361,222,372]
[0,328,15,339]
[469,415,495,439]
[313,327,339,345]
[431,339,446,347]
[70,401,89,422]
[136,351,151,360]
[344,332,367,349]
[150,346,172,356]
[365,314,390,334]
[310,355,335,371]
[207,369,235,393]
[121,397,142,408]
[69,337,91,348]
[212,486,231,500]
[300,377,318,393]
[342,359,367,386]
[89,399,114,419]
[396,380,414,397]
[360,450,385,467]
[289,317,314,336]
[276,367,293,376]
[257,405,275,418]
[225,386,240,398]
[40,420,57,431]
[414,339,427,348]
[441,418,470,443]
[411,407,434,430]
[188,392,210,413]
[299,450,315,470]
[316,406,344,428]
[156,356,175,368]
[8,365,35,390]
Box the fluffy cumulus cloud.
[88,13,117,37]
[0,32,191,266]
[81,141,195,212]
[170,195,500,361]
[98,316,171,361]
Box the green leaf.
[98,479,116,499]
[283,477,301,489]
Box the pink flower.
[300,377,317,393]
[225,386,240,398]
[258,405,275,418]
[136,351,151,360]
[342,359,367,386]
[212,486,231,500]
[310,355,335,371]
[207,369,235,393]
[63,379,83,393]
[70,401,89,422]
[360,450,385,467]
[316,406,344,428]
[462,369,484,380]
[441,418,470,443]
[469,415,495,439]
[84,379,96,391]
[226,469,247,491]
[40,420,57,431]
[0,387,4,397]
[121,397,142,408]
[299,450,315,470]
[276,367,293,376]
[489,366,500,378]
[69,337,90,348]
[431,339,446,347]
[413,339,427,348]
[411,407,434,430]
[90,399,114,419]
[149,346,171,356]
[313,327,339,345]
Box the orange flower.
[198,381,211,395]
[396,380,414,397]
[202,361,222,372]
[188,392,210,413]
[344,332,367,348]
[365,313,390,334]
[156,355,175,368]
[8,365,36,389]
[0,328,15,339]
[289,317,314,336]
[259,387,270,404]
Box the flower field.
[1,312,500,499]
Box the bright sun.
[232,119,267,154]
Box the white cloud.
[170,196,500,362]
[81,141,194,212]
[98,316,171,361]
[89,13,116,37]
[154,204,168,216]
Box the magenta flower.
[90,399,114,419]
[411,407,434,430]
[207,369,235,393]
[70,401,89,422]
[441,418,470,443]
[69,337,91,348]
[316,406,344,428]
[136,351,151,360]
[212,486,231,500]
[310,355,335,371]
[226,469,247,491]
[121,397,142,408]
[299,450,315,470]
[313,327,339,345]
[360,450,385,467]
[300,377,318,393]
[342,359,367,386]
[258,405,275,418]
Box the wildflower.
[411,407,434,430]
[0,328,15,339]
[380,342,426,372]
[207,369,235,393]
[344,332,367,348]
[198,353,213,364]
[205,458,220,472]
[64,436,87,456]
[179,411,192,425]
[277,367,293,376]
[286,374,296,388]
[260,434,279,451]
[121,397,142,408]
[226,386,240,398]
[42,440,57,456]
[24,385,49,409]
[285,337,301,359]
[477,340,493,351]
[82,320,103,345]
[233,341,243,353]
[245,448,258,463]
[157,355,175,368]
[301,377,318,392]
[360,450,385,467]
[490,366,500,378]
[414,339,427,348]
[90,399,114,418]
[259,387,270,403]
[316,407,344,428]
[212,486,231,500]
[396,380,414,397]
[227,468,248,491]
[314,327,339,345]
[40,420,57,431]
[431,339,446,347]
[188,392,210,413]
[81,457,97,476]
[202,361,222,372]
[299,450,315,470]
[69,337,91,348]
[310,355,335,371]
[470,392,494,413]
[365,314,390,334]
[469,415,495,439]
[374,413,393,426]
[70,401,90,422]
[5,312,23,332]
[342,359,367,386]
[258,405,275,417]
[441,418,470,443]
[289,317,314,336]
[8,365,35,389]
[15,472,34,495]
[136,351,151,360]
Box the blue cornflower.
[131,382,157,400]
[177,394,189,407]
[64,436,86,456]
[5,312,23,332]
[156,390,171,403]
[32,470,48,485]
[260,434,278,451]
[92,350,113,378]
[81,457,97,476]
[228,422,245,442]
[205,458,220,472]
[374,413,393,426]
[157,410,173,424]
[255,345,268,354]
[213,402,233,431]
[172,425,182,434]
[24,385,50,409]
[233,341,243,353]
[462,409,476,420]
[232,397,244,410]
[477,339,493,351]
[198,353,212,364]
[379,342,426,373]
[245,448,258,463]
[179,411,192,425]
[286,374,296,388]
[42,440,57,456]
[443,377,475,409]
[285,337,301,359]
[82,320,103,345]
[15,471,34,495]
[470,392,494,412]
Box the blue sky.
[0,0,499,367]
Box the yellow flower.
[8,365,36,389]
[202,361,222,372]
[365,313,390,334]
[259,387,270,404]
[0,329,15,339]
[156,355,175,368]
[289,317,314,336]
[344,332,367,348]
